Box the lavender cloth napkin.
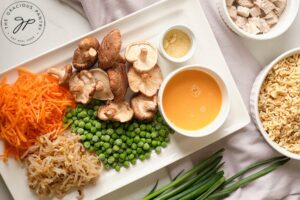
[77,0,300,199]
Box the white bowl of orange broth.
[158,65,230,137]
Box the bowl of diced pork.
[218,0,299,40]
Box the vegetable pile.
[143,149,289,200]
[0,68,75,159]
[64,100,174,171]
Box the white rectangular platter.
[0,0,250,199]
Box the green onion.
[143,149,224,200]
[196,177,225,200]
[155,157,222,200]
[207,158,289,199]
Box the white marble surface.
[0,0,299,200]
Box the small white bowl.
[159,25,196,63]
[158,65,230,137]
[218,0,300,40]
[250,47,300,160]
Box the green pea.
[84,141,91,148]
[131,143,137,149]
[78,121,85,128]
[128,125,134,131]
[143,143,150,151]
[115,165,121,172]
[86,133,93,140]
[130,159,136,165]
[113,153,120,158]
[124,161,130,168]
[151,132,158,138]
[145,133,151,139]
[140,131,146,137]
[116,127,123,134]
[138,141,144,148]
[139,155,145,161]
[135,128,141,134]
[140,124,146,131]
[103,135,110,142]
[95,122,102,129]
[78,111,87,118]
[121,135,127,141]
[134,136,140,143]
[96,131,102,137]
[89,146,95,152]
[145,152,151,159]
[94,142,101,148]
[151,141,158,147]
[107,128,114,135]
[63,116,68,123]
[161,142,167,148]
[96,150,102,156]
[112,133,118,139]
[85,122,92,130]
[155,147,162,154]
[91,127,97,133]
[106,148,112,154]
[77,128,84,135]
[108,156,115,164]
[88,109,94,116]
[103,142,110,149]
[146,125,152,131]
[137,148,143,154]
[126,149,132,154]
[126,139,133,146]
[133,122,139,128]
[80,135,86,141]
[66,113,72,118]
[83,117,90,123]
[94,105,100,111]
[92,135,99,142]
[115,139,122,146]
[113,145,120,152]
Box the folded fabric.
[77,0,300,199]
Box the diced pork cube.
[254,0,276,14]
[264,11,278,25]
[274,0,286,16]
[228,6,238,20]
[235,16,248,28]
[226,0,235,6]
[250,6,262,17]
[244,22,260,34]
[237,6,250,17]
[237,0,254,8]
[248,17,270,33]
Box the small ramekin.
[218,0,300,40]
[250,47,300,160]
[158,65,230,137]
[159,25,196,63]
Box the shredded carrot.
[0,68,75,160]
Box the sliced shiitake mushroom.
[125,41,158,73]
[131,93,157,120]
[72,37,100,70]
[47,64,72,85]
[90,68,114,100]
[128,64,163,97]
[107,63,128,101]
[98,101,133,122]
[69,70,96,104]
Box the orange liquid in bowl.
[162,69,222,130]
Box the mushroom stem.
[105,108,117,117]
[89,48,97,57]
[140,48,148,61]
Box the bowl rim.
[159,24,197,63]
[251,47,300,160]
[220,0,300,40]
[158,65,231,137]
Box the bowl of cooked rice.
[250,47,300,159]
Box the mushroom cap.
[107,63,128,101]
[69,70,96,104]
[98,29,123,70]
[128,64,163,97]
[131,93,158,120]
[90,68,114,100]
[98,101,133,122]
[48,64,73,85]
[125,41,158,73]
[72,37,99,70]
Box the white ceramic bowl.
[218,0,300,40]
[159,25,196,63]
[250,47,300,160]
[158,65,230,137]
